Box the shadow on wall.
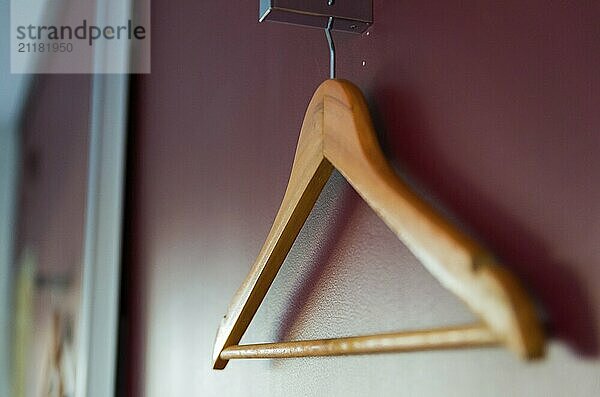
[362,81,598,358]
[275,171,361,346]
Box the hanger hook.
[325,16,335,79]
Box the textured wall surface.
[122,1,600,396]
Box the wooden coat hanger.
[212,78,544,369]
[212,16,544,369]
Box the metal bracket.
[259,0,372,34]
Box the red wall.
[122,1,600,395]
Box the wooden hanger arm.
[322,84,485,291]
[212,98,333,369]
[320,80,543,358]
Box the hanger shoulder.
[321,80,483,279]
[320,79,544,358]
[212,90,333,369]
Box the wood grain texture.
[212,79,544,369]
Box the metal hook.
[325,16,335,79]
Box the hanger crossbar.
[220,324,499,360]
